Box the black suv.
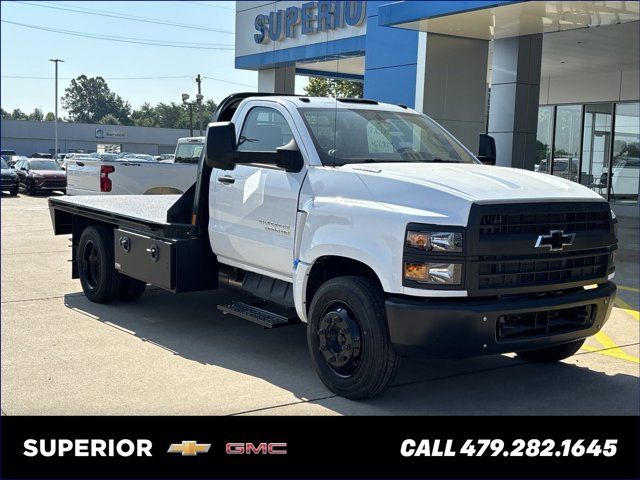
[1,158,19,195]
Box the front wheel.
[516,339,585,362]
[9,186,18,196]
[307,276,400,400]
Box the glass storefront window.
[535,106,553,173]
[551,105,582,182]
[611,102,640,205]
[581,103,613,199]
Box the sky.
[0,1,307,116]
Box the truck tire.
[516,339,585,362]
[78,226,120,303]
[307,276,400,400]
[117,275,146,301]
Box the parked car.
[14,158,66,195]
[29,152,54,159]
[3,155,27,167]
[174,137,205,164]
[156,154,175,163]
[1,158,19,195]
[87,152,120,162]
[121,153,157,163]
[1,149,17,157]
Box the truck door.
[210,103,306,280]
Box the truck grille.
[478,250,609,289]
[480,211,610,236]
[497,304,595,340]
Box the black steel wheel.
[307,276,399,400]
[317,303,363,377]
[78,226,120,303]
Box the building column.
[488,34,542,169]
[257,65,296,94]
[416,33,489,153]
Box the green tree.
[1,108,10,119]
[61,75,132,125]
[44,112,56,122]
[131,102,158,127]
[98,114,122,125]
[11,108,28,120]
[28,108,44,121]
[304,77,363,98]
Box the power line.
[185,2,235,11]
[13,1,234,34]
[1,20,235,50]
[2,75,256,88]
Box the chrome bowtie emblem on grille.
[535,230,575,251]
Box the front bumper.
[386,281,616,358]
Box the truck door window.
[237,107,293,152]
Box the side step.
[217,302,300,329]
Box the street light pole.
[48,58,64,158]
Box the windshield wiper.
[423,158,459,163]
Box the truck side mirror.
[275,139,304,173]
[477,134,496,166]
[205,121,237,170]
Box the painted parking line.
[617,285,640,293]
[614,297,640,321]
[581,330,640,364]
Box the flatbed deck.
[50,194,180,225]
[49,194,199,239]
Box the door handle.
[217,175,235,185]
[76,162,85,167]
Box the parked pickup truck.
[64,138,203,195]
[49,93,617,399]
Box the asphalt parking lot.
[1,192,639,415]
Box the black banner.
[1,416,638,479]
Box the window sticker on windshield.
[366,121,395,153]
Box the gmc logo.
[225,442,287,455]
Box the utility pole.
[48,58,64,159]
[195,74,203,136]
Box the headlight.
[404,262,462,285]
[406,231,463,253]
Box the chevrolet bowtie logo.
[167,441,211,456]
[535,230,575,252]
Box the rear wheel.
[78,226,119,303]
[9,186,18,196]
[516,339,585,362]
[117,274,146,301]
[307,276,399,400]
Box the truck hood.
[344,162,604,204]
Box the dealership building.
[236,1,640,216]
[1,119,190,157]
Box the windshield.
[1,159,9,169]
[29,160,61,171]
[174,142,204,164]
[299,108,478,166]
